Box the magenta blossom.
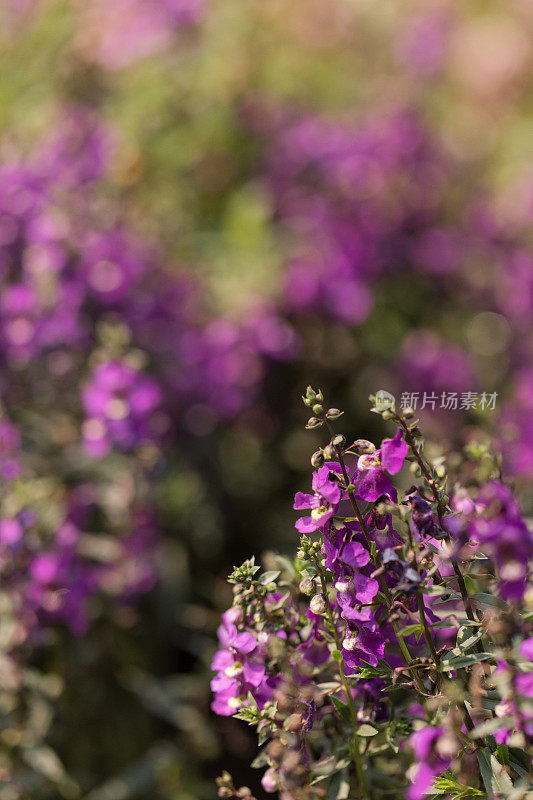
[82,360,163,457]
[340,606,385,670]
[294,463,342,533]
[408,726,452,800]
[211,617,273,717]
[355,428,407,503]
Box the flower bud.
[352,439,376,455]
[299,577,315,595]
[323,443,336,460]
[303,386,323,408]
[332,434,345,447]
[312,404,323,416]
[286,713,303,732]
[310,450,324,469]
[326,408,343,419]
[261,768,279,793]
[306,417,323,429]
[309,594,326,614]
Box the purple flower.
[294,463,342,533]
[27,522,96,636]
[520,638,533,662]
[340,606,385,670]
[355,428,407,503]
[355,678,388,723]
[408,726,451,800]
[405,490,439,541]
[80,229,147,305]
[261,768,279,793]
[0,518,24,547]
[296,610,330,667]
[465,482,533,602]
[82,360,163,457]
[211,617,273,717]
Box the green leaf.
[330,695,352,725]
[476,747,514,799]
[317,681,342,692]
[357,723,379,737]
[469,716,514,739]
[433,774,484,797]
[400,624,423,637]
[251,749,269,768]
[328,771,350,800]
[259,570,280,585]
[494,743,509,767]
[440,652,494,671]
[456,626,484,652]
[476,748,494,800]
[472,593,507,610]
[490,753,514,795]
[257,725,270,746]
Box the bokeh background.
[1,0,533,797]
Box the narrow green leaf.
[476,748,494,800]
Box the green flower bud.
[326,408,343,420]
[352,439,376,455]
[309,594,326,614]
[323,443,336,460]
[299,577,315,595]
[310,450,325,469]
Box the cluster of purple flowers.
[82,359,164,457]
[256,101,533,474]
[0,105,304,658]
[263,110,458,326]
[213,391,533,799]
[211,608,274,717]
[448,480,533,602]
